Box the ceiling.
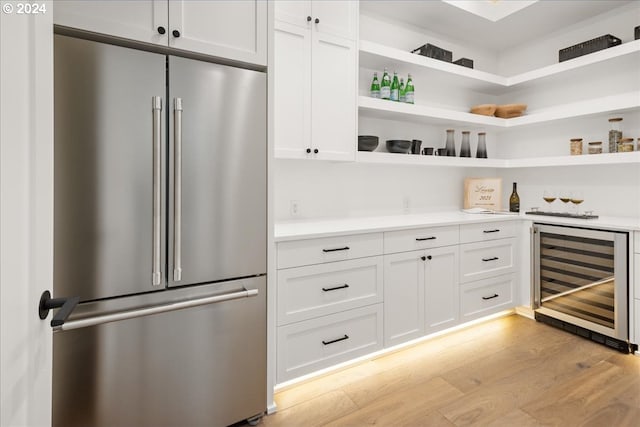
[359,0,634,52]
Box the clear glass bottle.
[476,132,487,158]
[405,74,414,104]
[445,129,456,157]
[370,72,380,98]
[380,68,391,100]
[390,71,400,101]
[399,78,406,102]
[608,117,622,153]
[460,131,471,157]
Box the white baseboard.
[515,305,535,319]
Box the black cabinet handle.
[38,290,79,328]
[322,284,349,292]
[420,256,426,261]
[307,16,312,22]
[172,29,181,38]
[322,246,350,253]
[315,18,320,24]
[314,148,319,154]
[482,257,499,262]
[322,334,349,345]
[482,294,499,300]
[483,229,500,233]
[416,236,436,241]
[157,26,166,35]
[427,255,432,260]
[306,148,311,153]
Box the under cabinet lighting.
[442,0,539,22]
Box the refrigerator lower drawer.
[52,277,266,427]
[277,303,383,383]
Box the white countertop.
[274,211,640,241]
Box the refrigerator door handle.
[152,96,163,286]
[173,98,183,282]
[55,287,258,332]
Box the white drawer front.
[277,256,383,325]
[460,238,516,283]
[384,225,459,254]
[277,304,383,382]
[460,221,516,244]
[277,233,383,269]
[460,274,515,320]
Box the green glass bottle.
[405,74,414,104]
[380,68,391,100]
[370,72,380,98]
[399,78,406,102]
[390,71,400,101]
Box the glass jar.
[619,137,634,152]
[460,131,471,157]
[445,129,456,157]
[476,132,487,158]
[587,141,602,154]
[608,117,622,153]
[570,138,583,155]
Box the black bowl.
[358,135,379,151]
[386,139,411,153]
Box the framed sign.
[464,177,502,211]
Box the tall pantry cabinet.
[274,1,358,160]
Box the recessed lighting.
[442,0,539,22]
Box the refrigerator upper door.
[168,56,266,287]
[54,35,167,301]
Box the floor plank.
[263,389,358,427]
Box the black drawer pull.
[482,294,499,300]
[482,257,499,262]
[483,229,500,233]
[322,246,350,253]
[416,236,436,241]
[322,284,349,292]
[322,334,349,345]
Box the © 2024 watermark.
[2,2,47,14]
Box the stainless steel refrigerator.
[52,34,266,427]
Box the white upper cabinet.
[275,0,357,40]
[274,0,358,161]
[54,0,267,65]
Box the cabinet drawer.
[277,304,383,382]
[277,256,383,325]
[460,274,515,320]
[384,225,459,254]
[277,233,383,269]
[460,238,516,283]
[460,221,516,243]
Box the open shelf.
[359,92,640,129]
[359,39,640,94]
[356,151,640,169]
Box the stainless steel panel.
[54,35,167,301]
[52,276,267,427]
[168,57,267,286]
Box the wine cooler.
[532,223,633,352]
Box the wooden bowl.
[470,104,497,116]
[495,103,527,118]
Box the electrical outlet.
[290,200,301,217]
[402,196,410,213]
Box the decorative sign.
[464,178,502,211]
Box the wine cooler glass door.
[533,224,628,340]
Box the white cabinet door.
[311,31,356,161]
[274,0,312,28]
[169,0,267,66]
[274,22,311,159]
[384,251,425,347]
[54,0,168,46]
[312,0,358,40]
[425,246,459,333]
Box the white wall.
[0,4,53,426]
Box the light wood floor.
[261,314,640,427]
